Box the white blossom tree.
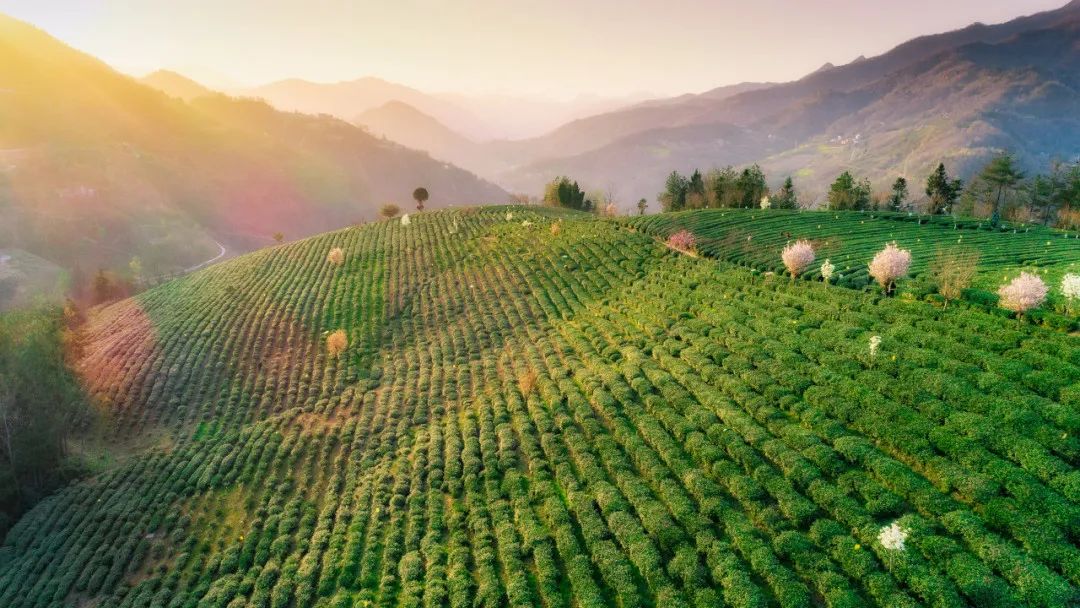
[781,240,815,281]
[868,242,912,296]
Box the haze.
[0,0,1065,97]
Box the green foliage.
[544,176,593,211]
[925,163,963,215]
[828,171,872,211]
[0,306,93,537]
[0,207,1077,608]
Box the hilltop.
[0,208,1076,607]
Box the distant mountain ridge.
[0,13,507,280]
[495,0,1080,206]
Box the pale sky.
[0,0,1068,97]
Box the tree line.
[652,155,1079,229]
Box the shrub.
[997,272,1048,319]
[868,242,911,296]
[667,230,696,253]
[517,370,538,397]
[820,259,835,284]
[1062,273,1079,314]
[380,203,401,218]
[781,240,815,280]
[929,247,978,308]
[326,330,347,357]
[326,248,344,266]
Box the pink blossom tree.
[868,242,912,296]
[998,272,1048,321]
[667,230,696,253]
[781,240,815,281]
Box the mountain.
[0,13,507,282]
[355,101,494,173]
[140,69,215,100]
[1,207,1076,606]
[499,1,1080,206]
[238,77,495,139]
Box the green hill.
[1,208,1077,607]
[628,209,1080,319]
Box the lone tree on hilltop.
[412,187,429,211]
[380,203,401,219]
[637,198,648,216]
[980,154,1024,228]
[272,232,284,244]
[925,163,962,215]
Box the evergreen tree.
[773,177,798,209]
[637,199,647,216]
[980,154,1024,227]
[658,171,690,212]
[543,176,590,211]
[687,170,706,209]
[888,177,909,211]
[735,165,768,208]
[925,163,962,215]
[827,171,871,210]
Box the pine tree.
[888,177,908,211]
[925,163,962,215]
[773,177,798,209]
[980,154,1024,227]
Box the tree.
[705,167,739,208]
[925,163,962,215]
[827,171,871,210]
[687,170,707,209]
[980,154,1024,227]
[637,199,648,216]
[781,241,815,281]
[326,330,348,357]
[380,203,401,219]
[0,308,94,534]
[544,176,590,211]
[658,171,690,212]
[998,272,1047,321]
[929,247,979,308]
[887,177,909,212]
[773,177,798,209]
[412,187,429,211]
[735,165,768,209]
[272,232,285,244]
[868,242,912,296]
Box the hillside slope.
[1,208,1077,607]
[499,1,1080,204]
[0,13,507,279]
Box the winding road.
[183,239,227,273]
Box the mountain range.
[224,2,1080,208]
[0,14,507,284]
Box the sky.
[0,0,1068,98]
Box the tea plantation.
[627,209,1080,312]
[0,207,1077,607]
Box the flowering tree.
[781,240,815,281]
[878,521,908,551]
[326,330,348,357]
[326,247,345,266]
[998,272,1048,320]
[401,213,411,226]
[868,242,912,296]
[820,259,835,284]
[1062,273,1079,315]
[667,230,696,253]
[759,195,771,210]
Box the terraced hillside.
[628,210,1079,308]
[1,208,1078,607]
